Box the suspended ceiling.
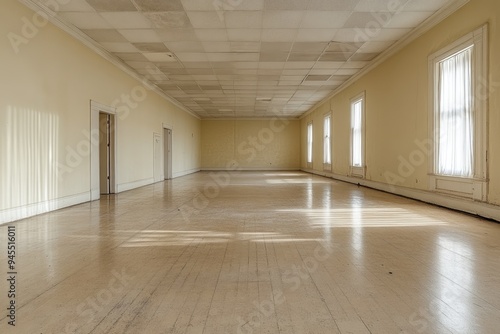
[29,0,458,118]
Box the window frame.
[428,25,488,201]
[323,113,332,170]
[350,91,366,178]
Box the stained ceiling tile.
[133,42,170,52]
[143,52,177,62]
[86,0,137,12]
[52,0,453,118]
[165,41,204,52]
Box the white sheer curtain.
[351,100,362,167]
[307,123,313,163]
[437,47,474,177]
[323,116,331,164]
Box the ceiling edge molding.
[300,0,471,120]
[17,0,201,120]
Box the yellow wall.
[301,0,500,206]
[0,0,200,218]
[201,119,300,170]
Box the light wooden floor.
[1,172,500,333]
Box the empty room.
[1,0,500,333]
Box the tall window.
[350,92,365,177]
[307,122,313,164]
[323,115,331,165]
[429,26,488,200]
[436,46,473,177]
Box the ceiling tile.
[354,0,409,12]
[86,0,137,12]
[308,0,360,11]
[349,52,379,61]
[165,41,204,52]
[100,12,154,29]
[288,53,321,61]
[224,11,263,28]
[157,28,198,41]
[264,0,308,10]
[261,29,297,42]
[133,42,170,52]
[186,11,225,28]
[230,42,261,52]
[195,29,228,41]
[143,52,177,62]
[175,52,210,62]
[403,0,449,11]
[145,12,192,28]
[261,42,292,52]
[134,0,184,11]
[180,0,219,11]
[48,0,96,12]
[99,42,138,52]
[83,29,128,42]
[301,11,351,29]
[296,29,337,42]
[119,29,162,42]
[262,11,304,28]
[357,40,395,52]
[259,53,289,62]
[385,12,433,28]
[60,12,112,29]
[291,42,328,53]
[369,28,411,41]
[114,52,149,61]
[227,29,261,42]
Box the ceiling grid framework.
[31,0,456,118]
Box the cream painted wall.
[302,0,500,206]
[0,0,200,222]
[201,120,300,170]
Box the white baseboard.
[173,168,201,178]
[117,178,154,193]
[0,192,90,224]
[302,168,500,222]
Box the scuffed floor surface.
[1,171,500,333]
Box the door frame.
[153,132,163,182]
[90,100,117,201]
[163,124,172,180]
